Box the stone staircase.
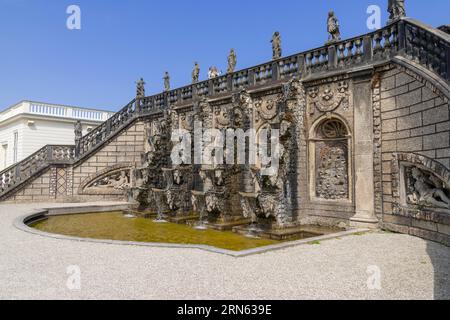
[0,17,448,201]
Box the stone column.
[351,74,378,228]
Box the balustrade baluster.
[373,33,382,56]
[337,44,345,66]
[383,29,392,57]
[354,39,363,62]
[346,41,354,64]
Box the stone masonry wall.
[4,120,147,203]
[379,65,450,245]
[71,120,146,201]
[5,169,53,202]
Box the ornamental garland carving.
[307,80,350,114]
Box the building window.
[310,118,351,201]
[13,131,18,163]
[1,144,7,169]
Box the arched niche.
[308,115,352,202]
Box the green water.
[31,212,281,251]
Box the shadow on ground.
[427,241,450,299]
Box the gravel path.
[0,202,449,300]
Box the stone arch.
[309,113,352,139]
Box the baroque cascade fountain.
[128,81,319,239]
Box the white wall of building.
[0,121,25,170]
[0,101,114,171]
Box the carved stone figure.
[388,0,406,24]
[408,167,450,209]
[173,169,183,186]
[109,171,130,190]
[163,72,170,92]
[205,192,222,214]
[74,120,83,155]
[227,49,237,74]
[271,32,282,60]
[208,66,220,79]
[327,11,341,43]
[200,170,213,192]
[87,170,131,191]
[136,78,146,99]
[166,189,180,211]
[192,62,200,83]
[214,170,225,187]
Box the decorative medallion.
[254,98,278,121]
[308,81,350,114]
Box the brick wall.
[379,66,450,245]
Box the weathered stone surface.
[410,125,436,137]
[423,105,449,126]
[395,72,414,87]
[423,132,449,150]
[382,118,397,133]
[396,113,422,131]
[396,137,423,152]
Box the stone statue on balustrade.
[74,120,83,156]
[388,0,406,24]
[136,78,146,99]
[408,167,450,210]
[327,11,341,43]
[192,62,200,83]
[271,32,282,60]
[227,49,237,74]
[208,66,220,79]
[163,72,170,92]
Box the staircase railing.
[75,18,448,161]
[0,145,75,199]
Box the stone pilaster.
[350,75,379,228]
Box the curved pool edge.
[14,206,372,258]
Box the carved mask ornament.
[255,98,278,122]
[214,106,231,128]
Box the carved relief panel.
[307,80,351,115]
[402,165,450,210]
[310,118,351,201]
[80,165,132,195]
[253,93,282,129]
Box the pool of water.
[31,211,285,251]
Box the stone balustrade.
[67,19,450,163]
[0,145,74,198]
[0,18,448,201]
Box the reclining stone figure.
[409,167,450,210]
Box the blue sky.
[0,0,448,112]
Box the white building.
[0,100,114,171]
